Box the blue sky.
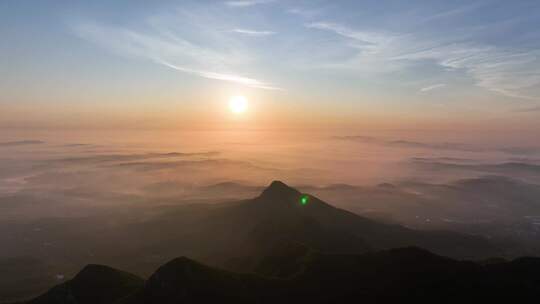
[1,0,540,129]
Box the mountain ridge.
[9,180,508,302]
[117,180,500,275]
[28,246,540,303]
[28,264,143,304]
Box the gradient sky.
[1,0,540,130]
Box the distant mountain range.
[108,180,498,275]
[16,181,540,303]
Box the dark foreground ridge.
[29,264,143,304]
[27,247,540,304]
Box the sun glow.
[229,96,248,114]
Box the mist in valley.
[1,129,540,301]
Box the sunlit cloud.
[306,21,540,100]
[514,105,540,112]
[230,29,276,36]
[156,59,282,90]
[287,8,324,18]
[421,2,488,23]
[72,18,281,90]
[306,22,391,54]
[420,84,447,92]
[225,0,275,7]
[393,45,540,100]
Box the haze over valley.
[2,0,540,303]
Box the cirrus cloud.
[306,21,540,100]
[420,84,447,92]
[225,0,275,8]
[72,10,282,90]
[230,28,276,36]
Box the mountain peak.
[259,180,301,200]
[74,264,122,282]
[30,264,143,304]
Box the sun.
[229,96,248,114]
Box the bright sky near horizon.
[1,0,540,131]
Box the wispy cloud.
[230,29,276,36]
[420,84,446,92]
[72,19,281,90]
[421,2,487,23]
[225,0,275,7]
[157,59,281,90]
[306,22,391,54]
[393,45,540,100]
[0,140,45,147]
[335,136,481,152]
[287,8,324,18]
[514,105,540,112]
[306,21,540,100]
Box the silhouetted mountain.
[112,180,498,275]
[0,257,55,303]
[28,265,143,304]
[397,175,540,222]
[4,180,505,301]
[252,242,314,278]
[29,247,540,304]
[244,181,498,258]
[259,180,301,199]
[127,257,280,304]
[412,158,540,181]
